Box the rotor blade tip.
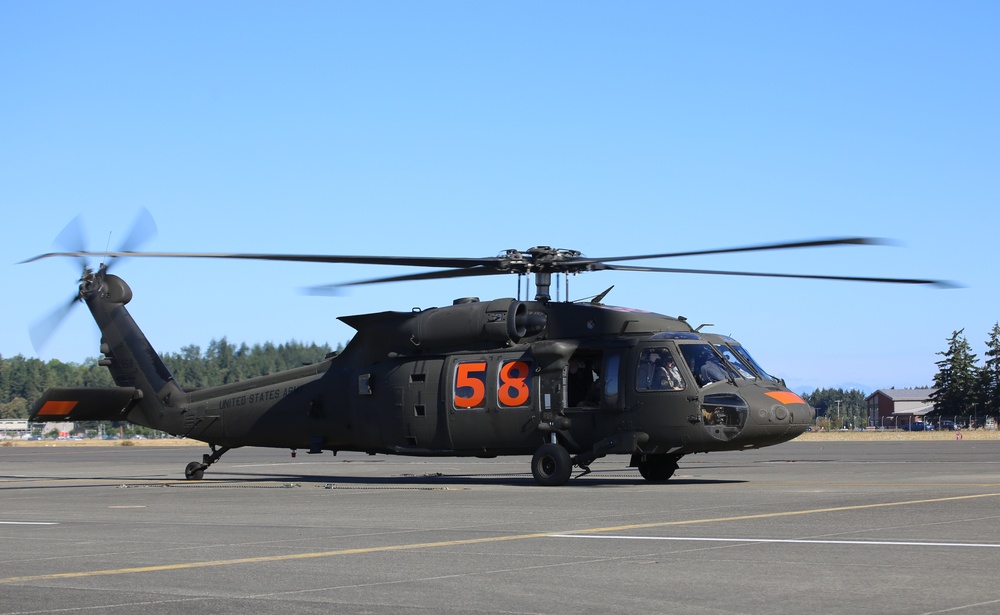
[19,253,53,264]
[933,280,964,290]
[300,285,347,297]
[861,237,900,247]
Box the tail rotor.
[28,209,157,351]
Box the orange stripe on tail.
[36,400,78,416]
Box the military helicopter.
[24,220,949,485]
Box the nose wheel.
[633,453,681,482]
[184,444,231,480]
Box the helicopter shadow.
[200,469,748,489]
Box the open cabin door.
[562,349,623,413]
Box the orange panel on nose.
[37,400,78,416]
[766,391,807,405]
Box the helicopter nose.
[748,390,814,427]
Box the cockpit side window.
[637,348,686,391]
[679,343,733,387]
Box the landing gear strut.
[184,444,231,480]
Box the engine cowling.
[407,298,533,349]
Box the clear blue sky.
[2,2,997,393]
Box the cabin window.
[358,374,372,395]
[497,360,532,408]
[453,361,488,409]
[604,354,620,398]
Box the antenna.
[101,232,113,268]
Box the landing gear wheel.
[531,443,573,486]
[182,444,232,480]
[185,461,206,481]
[636,455,679,482]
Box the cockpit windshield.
[713,344,756,379]
[728,344,779,382]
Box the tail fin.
[69,268,186,428]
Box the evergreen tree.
[78,360,116,388]
[930,329,979,417]
[0,352,7,402]
[980,323,1000,416]
[1,397,29,419]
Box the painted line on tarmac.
[559,492,1000,535]
[551,535,1000,549]
[0,521,58,525]
[0,532,556,585]
[2,492,997,585]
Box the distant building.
[866,388,936,428]
[0,419,30,438]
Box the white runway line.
[550,534,1000,549]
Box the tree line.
[803,388,867,429]
[0,338,338,419]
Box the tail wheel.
[185,461,206,481]
[636,454,678,482]
[531,443,573,486]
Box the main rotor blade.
[306,266,505,295]
[21,237,887,270]
[603,264,958,287]
[21,250,502,269]
[590,237,891,265]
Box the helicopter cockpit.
[637,332,781,392]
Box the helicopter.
[24,224,950,486]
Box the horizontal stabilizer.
[30,387,141,422]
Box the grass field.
[798,429,1000,442]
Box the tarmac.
[2,440,999,615]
